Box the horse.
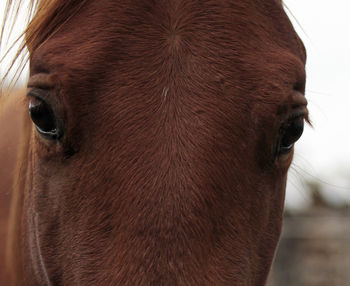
[1,0,308,285]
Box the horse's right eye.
[277,116,305,156]
[29,97,60,140]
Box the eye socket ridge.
[28,91,63,140]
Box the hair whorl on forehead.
[1,0,88,86]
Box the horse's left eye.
[29,97,60,140]
[278,116,304,155]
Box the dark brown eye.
[29,97,61,140]
[278,116,304,155]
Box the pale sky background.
[284,0,350,210]
[1,1,349,211]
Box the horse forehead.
[32,0,301,77]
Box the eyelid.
[290,106,311,127]
[28,73,56,90]
[289,91,309,124]
[27,88,52,105]
[287,110,307,122]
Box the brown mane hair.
[1,0,88,87]
[6,105,30,284]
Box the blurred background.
[1,1,349,285]
[270,0,350,285]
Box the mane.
[6,106,30,285]
[1,0,88,89]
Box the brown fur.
[0,90,25,285]
[2,0,308,285]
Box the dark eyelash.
[287,111,307,122]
